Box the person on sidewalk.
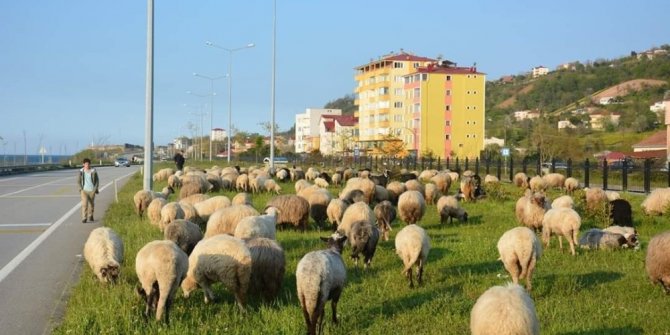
[78,158,100,223]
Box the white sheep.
[584,187,608,212]
[398,190,426,225]
[232,192,252,206]
[264,179,282,194]
[404,179,425,198]
[135,240,188,323]
[83,227,124,284]
[133,187,172,217]
[542,207,581,256]
[484,174,500,184]
[646,231,670,293]
[470,283,539,335]
[424,183,441,204]
[167,174,181,190]
[204,205,260,238]
[181,235,252,312]
[327,198,349,231]
[578,228,635,250]
[395,224,430,287]
[295,179,312,194]
[418,169,438,182]
[296,232,348,335]
[542,173,565,189]
[564,177,579,194]
[642,188,670,215]
[551,195,574,209]
[385,181,406,205]
[164,219,203,255]
[179,193,209,207]
[147,197,167,228]
[245,237,286,301]
[515,191,547,232]
[266,195,311,231]
[497,227,542,291]
[529,175,546,192]
[431,173,452,194]
[192,195,231,223]
[159,202,185,232]
[340,177,376,204]
[314,177,329,188]
[233,207,279,240]
[437,195,468,225]
[514,172,529,189]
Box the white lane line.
[1,195,79,199]
[0,177,19,183]
[0,176,72,198]
[0,223,52,228]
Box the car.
[114,157,130,167]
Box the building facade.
[319,115,359,156]
[295,108,342,153]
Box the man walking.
[174,150,185,171]
[78,158,99,223]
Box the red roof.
[383,52,435,62]
[627,149,666,159]
[324,120,335,132]
[415,64,485,75]
[322,114,358,127]
[633,130,666,148]
[605,152,626,161]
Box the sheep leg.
[417,260,424,286]
[314,301,325,335]
[568,232,576,256]
[558,235,564,251]
[405,267,414,288]
[505,258,521,285]
[526,255,537,291]
[201,280,215,303]
[331,287,343,324]
[299,294,312,334]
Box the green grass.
[54,162,670,334]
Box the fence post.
[455,157,460,173]
[437,157,441,171]
[413,155,417,170]
[536,157,541,176]
[465,157,470,171]
[567,158,572,178]
[584,159,590,188]
[602,159,608,191]
[509,155,514,182]
[475,157,480,175]
[644,159,651,193]
[446,157,451,170]
[497,157,502,181]
[622,159,628,192]
[667,161,670,188]
[551,157,556,173]
[522,157,528,174]
[429,157,434,170]
[485,157,490,175]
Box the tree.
[377,134,407,158]
[324,94,356,115]
[258,121,281,134]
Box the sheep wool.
[159,202,185,232]
[542,207,581,256]
[398,190,426,225]
[437,195,468,225]
[641,188,670,215]
[497,227,542,291]
[551,195,574,209]
[193,195,232,223]
[646,231,670,294]
[578,229,633,250]
[327,198,349,231]
[515,192,547,232]
[133,190,154,217]
[231,192,252,206]
[373,200,396,241]
[470,283,540,335]
[266,194,311,231]
[338,201,375,237]
[564,177,579,194]
[147,198,167,228]
[135,240,188,323]
[83,227,124,284]
[395,224,430,287]
[346,220,380,269]
[164,219,203,255]
[514,172,529,189]
[385,181,406,205]
[205,205,260,238]
[245,237,286,301]
[233,207,279,240]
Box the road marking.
[0,177,19,183]
[0,223,52,227]
[0,177,72,198]
[0,195,79,199]
[0,229,46,234]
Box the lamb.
[514,172,530,189]
[164,219,203,255]
[314,177,329,188]
[542,173,565,189]
[385,181,406,205]
[542,207,581,256]
[233,207,279,240]
[395,224,430,287]
[181,235,252,312]
[327,199,349,231]
[424,183,442,204]
[645,231,670,294]
[609,198,633,227]
[529,176,546,192]
[470,283,540,335]
[192,195,231,223]
[296,232,348,335]
[437,195,468,225]
[374,200,396,241]
[236,174,249,192]
[232,192,252,206]
[245,237,286,301]
[578,228,636,250]
[497,227,542,291]
[204,205,260,238]
[135,240,188,323]
[264,179,282,194]
[551,195,574,209]
[641,188,670,215]
[147,198,167,228]
[266,195,311,231]
[398,190,426,225]
[83,227,124,284]
[344,220,379,269]
[515,191,547,232]
[564,177,579,194]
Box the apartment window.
[466,134,470,138]
[466,106,470,110]
[459,143,464,147]
[473,121,476,124]
[446,75,451,81]
[394,62,404,68]
[467,91,471,94]
[445,105,451,111]
[473,90,477,94]
[445,120,451,126]
[445,134,451,140]
[421,74,428,81]
[394,88,403,96]
[413,88,420,98]
[394,101,403,108]
[473,134,477,138]
[446,90,451,96]
[466,121,470,125]
[413,103,421,113]
[467,75,471,78]
[413,62,420,68]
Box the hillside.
[592,79,667,101]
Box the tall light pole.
[193,73,226,161]
[205,41,255,163]
[184,101,207,161]
[270,0,277,170]
[143,0,154,191]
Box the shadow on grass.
[538,271,624,296]
[447,260,501,276]
[558,326,643,335]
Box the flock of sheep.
[80,164,670,334]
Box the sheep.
[642,188,670,215]
[578,228,636,250]
[337,201,375,238]
[83,227,124,284]
[430,173,452,194]
[447,171,459,184]
[399,172,418,182]
[250,175,268,194]
[645,231,670,293]
[179,202,200,225]
[133,187,172,217]
[603,225,639,249]
[179,182,202,200]
[276,168,289,182]
[358,169,370,179]
[605,190,621,201]
[497,227,542,291]
[398,190,426,225]
[374,200,396,241]
[221,172,238,191]
[164,219,203,255]
[327,199,349,231]
[331,172,342,186]
[514,172,530,189]
[424,183,442,204]
[542,173,565,189]
[470,283,540,335]
[418,169,438,182]
[233,207,279,240]
[266,195,311,231]
[342,168,355,181]
[564,177,579,194]
[373,184,390,203]
[236,174,249,192]
[181,235,252,312]
[551,195,574,209]
[609,198,633,227]
[205,173,223,192]
[340,177,376,204]
[341,189,367,204]
[305,167,320,181]
[178,193,209,207]
[147,197,167,228]
[152,168,175,182]
[135,240,188,323]
[395,224,430,287]
[404,179,425,197]
[167,174,181,190]
[181,174,213,194]
[584,187,608,212]
[484,174,500,184]
[291,167,306,181]
[437,195,468,225]
[192,195,231,223]
[159,202,185,232]
[295,179,312,194]
[296,232,348,335]
[459,176,476,202]
[314,177,329,188]
[298,186,334,228]
[542,207,581,256]
[232,192,252,206]
[245,237,285,301]
[515,191,547,232]
[264,179,282,194]
[529,176,546,192]
[344,220,379,269]
[386,181,406,205]
[369,170,389,187]
[204,205,260,238]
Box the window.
[445,120,451,126]
[445,134,451,140]
[446,75,451,81]
[413,62,420,68]
[467,75,471,78]
[467,90,471,94]
[466,135,470,138]
[466,106,470,110]
[445,105,451,111]
[446,90,451,96]
[421,74,428,81]
[459,143,464,147]
[394,101,403,108]
[473,134,476,138]
[473,90,477,94]
[413,88,420,98]
[394,62,404,68]
[394,88,403,96]
[473,121,476,124]
[466,121,470,125]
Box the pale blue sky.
[1,0,668,155]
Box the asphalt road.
[0,166,138,335]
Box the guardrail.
[0,164,73,176]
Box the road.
[0,166,137,335]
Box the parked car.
[114,157,130,167]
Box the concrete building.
[318,115,359,156]
[211,128,226,141]
[295,108,342,153]
[531,66,549,78]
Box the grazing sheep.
[331,172,342,186]
[232,192,252,206]
[327,198,349,231]
[164,219,203,255]
[276,168,289,182]
[179,193,209,207]
[398,190,426,225]
[264,179,282,194]
[344,220,379,269]
[395,224,430,287]
[374,200,396,241]
[584,187,608,212]
[437,195,468,225]
[542,173,565,189]
[470,283,540,335]
[250,175,268,194]
[83,227,124,284]
[179,182,202,200]
[314,177,329,188]
[298,186,333,228]
[340,177,376,204]
[341,189,367,204]
[564,177,579,194]
[291,167,306,181]
[179,202,200,225]
[342,168,355,181]
[645,231,670,293]
[205,173,223,192]
[515,192,547,232]
[192,196,231,223]
[603,225,639,249]
[484,174,500,184]
[551,195,574,209]
[514,172,530,189]
[296,232,348,335]
[245,237,286,301]
[447,171,459,184]
[431,173,452,194]
[167,174,181,190]
[295,179,312,194]
[160,202,185,232]
[642,188,670,215]
[529,176,546,192]
[605,190,621,201]
[373,185,390,203]
[135,240,188,323]
[204,205,260,238]
[266,195,310,231]
[152,168,175,182]
[181,235,252,312]
[542,207,581,256]
[609,199,633,227]
[233,207,279,240]
[386,181,406,205]
[147,198,167,228]
[424,183,442,204]
[404,179,425,197]
[133,187,172,217]
[459,176,476,202]
[578,229,635,250]
[419,169,438,182]
[236,174,249,192]
[338,201,375,238]
[399,172,418,182]
[497,227,542,291]
[369,170,390,187]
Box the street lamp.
[193,73,226,161]
[184,102,207,161]
[205,41,255,163]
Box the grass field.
[53,163,670,335]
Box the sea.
[0,154,73,166]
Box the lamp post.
[184,102,207,161]
[193,73,226,161]
[205,41,255,163]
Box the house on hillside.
[589,111,621,130]
[514,109,541,121]
[499,75,514,84]
[633,130,666,152]
[557,120,577,129]
[650,101,666,113]
[636,48,668,60]
[531,66,548,78]
[556,62,578,71]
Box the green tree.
[324,94,356,115]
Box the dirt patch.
[496,83,535,109]
[592,79,667,100]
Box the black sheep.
[609,199,633,227]
[399,173,418,182]
[369,170,389,187]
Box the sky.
[1,0,669,155]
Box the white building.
[318,115,358,156]
[513,110,540,121]
[173,136,191,150]
[483,136,505,147]
[295,108,342,153]
[211,128,226,142]
[531,66,549,78]
[557,120,577,129]
[651,101,666,113]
